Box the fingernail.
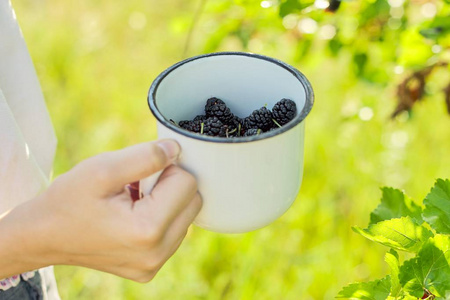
[157,140,181,162]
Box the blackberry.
[219,116,241,137]
[193,115,207,122]
[225,116,243,136]
[272,98,297,126]
[243,107,274,132]
[243,128,261,137]
[202,117,225,137]
[223,124,240,137]
[205,97,234,124]
[179,120,202,133]
[205,97,224,109]
[230,116,244,127]
[218,124,236,138]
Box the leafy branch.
[337,179,450,300]
[197,0,450,117]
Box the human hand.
[20,140,201,282]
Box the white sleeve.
[0,0,57,179]
[0,1,57,214]
[0,88,49,214]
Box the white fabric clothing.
[0,0,57,214]
[0,0,59,298]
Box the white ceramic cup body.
[145,52,314,233]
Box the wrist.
[0,197,55,278]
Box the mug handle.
[139,170,163,198]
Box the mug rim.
[148,51,314,143]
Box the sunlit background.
[12,0,450,298]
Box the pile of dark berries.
[173,97,297,138]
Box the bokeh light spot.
[260,0,273,8]
[298,18,318,34]
[282,14,298,29]
[319,24,337,40]
[358,107,374,121]
[421,3,437,18]
[314,0,330,9]
[129,12,147,30]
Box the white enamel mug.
[142,52,314,233]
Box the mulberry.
[179,120,202,133]
[193,115,207,122]
[205,97,235,124]
[243,128,261,137]
[272,99,296,126]
[244,107,274,132]
[202,117,225,137]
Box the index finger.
[77,140,180,195]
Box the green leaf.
[423,179,450,234]
[370,187,423,225]
[328,38,343,56]
[396,295,420,300]
[419,27,446,40]
[399,234,450,298]
[398,28,434,68]
[336,276,391,300]
[278,0,313,18]
[420,16,450,40]
[353,216,433,253]
[385,249,401,297]
[433,233,450,263]
[353,52,368,77]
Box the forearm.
[0,198,52,279]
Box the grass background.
[12,0,450,298]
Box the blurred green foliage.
[12,0,450,298]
